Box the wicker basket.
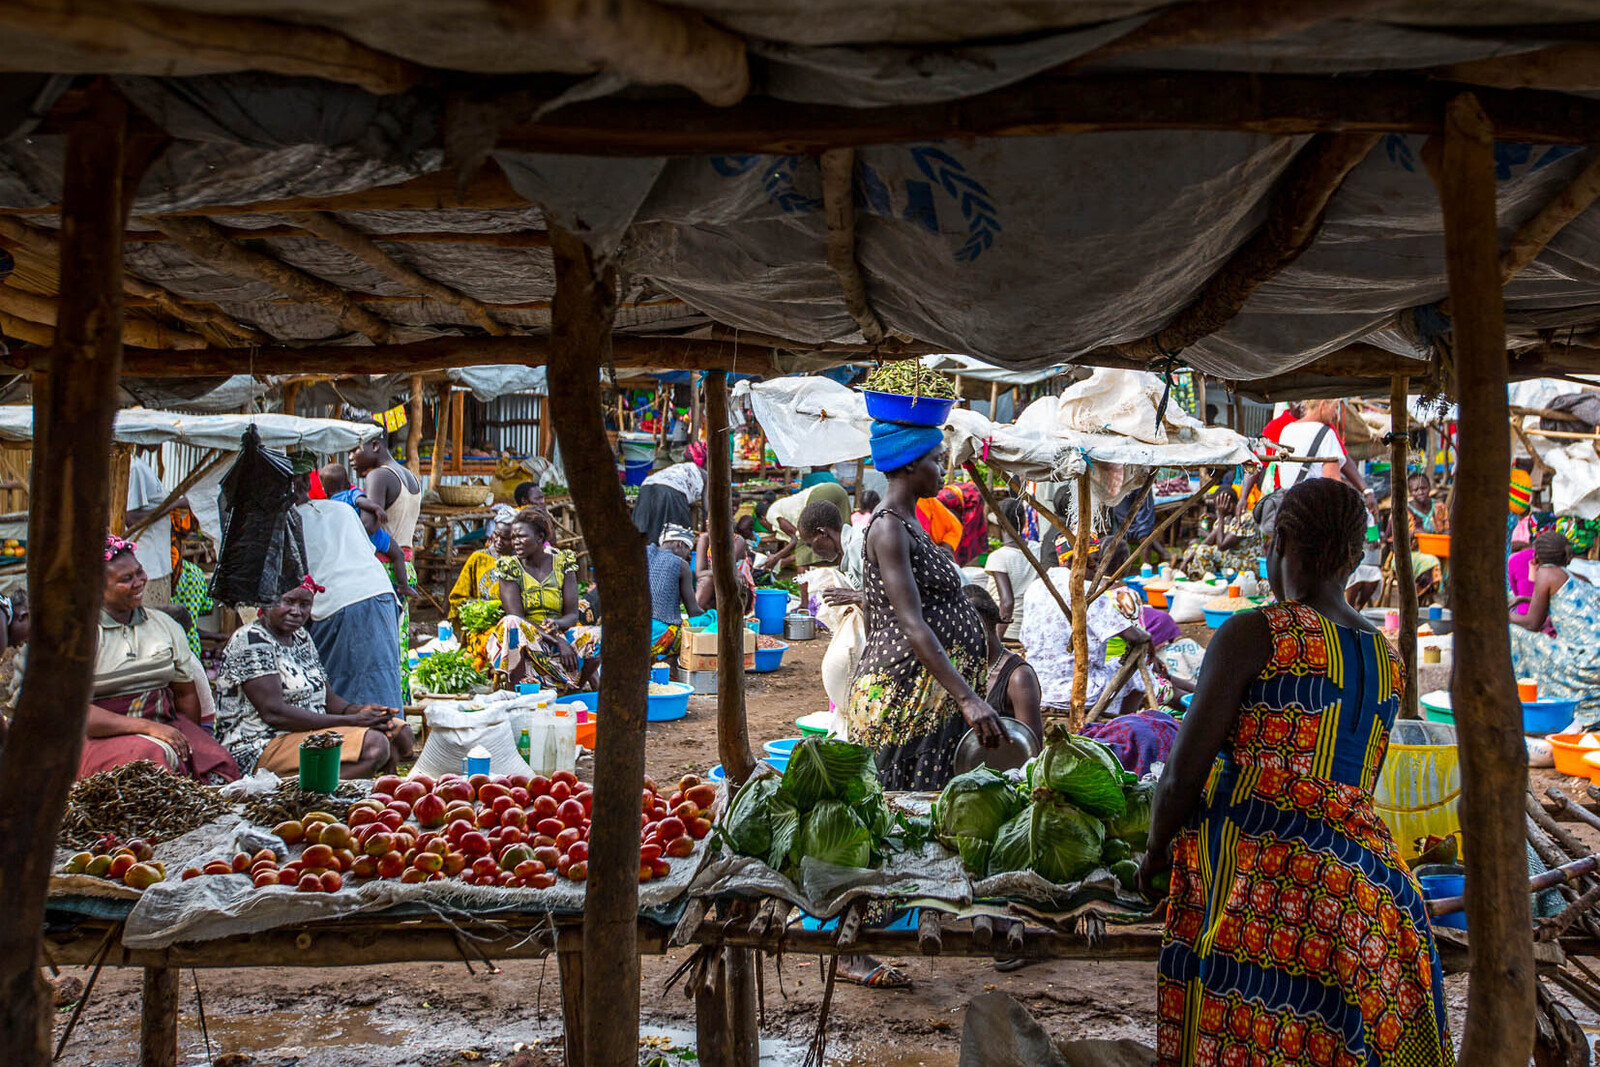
[436,483,492,507]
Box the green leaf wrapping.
[799,800,873,869]
[767,791,802,872]
[934,767,1025,875]
[779,738,877,808]
[1035,735,1127,818]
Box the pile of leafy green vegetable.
[455,599,504,636]
[411,648,488,694]
[933,728,1155,890]
[722,739,897,876]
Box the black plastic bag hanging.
[209,424,308,605]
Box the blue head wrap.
[869,420,944,473]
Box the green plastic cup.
[299,741,341,793]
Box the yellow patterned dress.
[1157,602,1453,1067]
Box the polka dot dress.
[844,508,987,791]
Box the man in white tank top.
[352,433,423,698]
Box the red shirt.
[1262,409,1297,443]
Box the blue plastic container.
[1257,557,1268,579]
[862,390,956,427]
[753,588,789,635]
[750,641,789,673]
[647,681,693,722]
[708,763,726,782]
[1122,577,1147,602]
[560,691,600,714]
[651,663,670,684]
[1203,607,1239,629]
[1524,698,1578,735]
[1179,692,1195,712]
[1418,873,1467,930]
[622,458,653,486]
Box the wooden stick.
[1083,646,1146,727]
[1523,428,1600,442]
[149,215,392,344]
[0,0,422,94]
[406,376,424,474]
[1437,90,1536,1067]
[139,965,178,1067]
[0,216,264,345]
[547,225,649,1067]
[285,213,510,336]
[1114,132,1381,360]
[820,148,884,344]
[0,84,137,1067]
[963,463,1073,627]
[429,387,450,491]
[1092,470,1225,602]
[1068,472,1092,730]
[706,369,755,786]
[1390,376,1420,719]
[1499,150,1600,283]
[0,283,205,349]
[126,226,554,249]
[125,448,229,540]
[1434,45,1600,94]
[1429,854,1599,916]
[1538,882,1600,941]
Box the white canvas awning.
[0,408,381,453]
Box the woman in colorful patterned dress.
[1141,478,1453,1067]
[1510,527,1600,729]
[488,507,595,692]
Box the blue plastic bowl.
[1122,577,1147,602]
[708,763,725,782]
[648,681,693,722]
[1417,873,1467,930]
[1203,607,1238,629]
[750,641,789,673]
[1180,693,1195,711]
[559,691,599,714]
[764,737,803,760]
[862,390,956,427]
[1525,698,1578,735]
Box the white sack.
[821,606,867,716]
[408,701,533,780]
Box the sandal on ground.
[838,962,912,990]
[993,957,1036,973]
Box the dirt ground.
[46,633,1600,1066]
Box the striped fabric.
[1157,602,1453,1067]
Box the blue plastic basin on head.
[750,642,789,673]
[753,588,789,635]
[1524,698,1578,735]
[1417,873,1467,930]
[861,390,956,427]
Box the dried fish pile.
[240,780,362,826]
[59,760,230,848]
[301,730,343,750]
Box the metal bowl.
[952,718,1041,775]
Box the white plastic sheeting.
[0,407,380,452]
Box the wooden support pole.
[706,370,755,785]
[547,225,649,1067]
[285,212,511,336]
[451,388,465,475]
[964,463,1073,627]
[724,947,759,1067]
[0,282,205,349]
[1438,91,1535,1067]
[820,147,885,344]
[1068,472,1092,730]
[429,387,450,491]
[406,375,424,472]
[150,215,393,343]
[0,83,137,1067]
[139,965,178,1067]
[557,936,585,1067]
[1390,377,1420,719]
[107,444,133,535]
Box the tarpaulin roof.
[0,407,380,453]
[3,4,1600,390]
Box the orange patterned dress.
[1157,603,1453,1067]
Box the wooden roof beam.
[0,282,206,349]
[1501,150,1600,284]
[819,148,884,345]
[495,74,1600,155]
[1067,0,1405,69]
[284,212,511,335]
[1432,45,1600,94]
[0,215,265,346]
[150,215,393,343]
[1113,131,1381,360]
[493,0,747,107]
[124,227,552,249]
[0,0,423,95]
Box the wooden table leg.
[695,950,731,1067]
[557,939,584,1067]
[725,947,759,1067]
[140,965,178,1067]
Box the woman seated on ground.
[1509,528,1600,731]
[448,504,516,623]
[1407,531,1445,605]
[1177,486,1260,578]
[492,507,597,692]
[962,586,1043,742]
[693,524,754,614]
[216,579,413,778]
[80,536,240,783]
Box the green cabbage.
[724,773,784,859]
[780,739,878,808]
[1105,779,1154,850]
[1102,838,1132,864]
[985,796,1105,885]
[1035,734,1127,818]
[766,791,802,871]
[799,800,872,869]
[934,767,1024,875]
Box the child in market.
[319,463,410,590]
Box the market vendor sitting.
[648,525,702,630]
[215,578,413,778]
[80,535,240,783]
[490,507,598,692]
[692,522,755,614]
[449,503,516,622]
